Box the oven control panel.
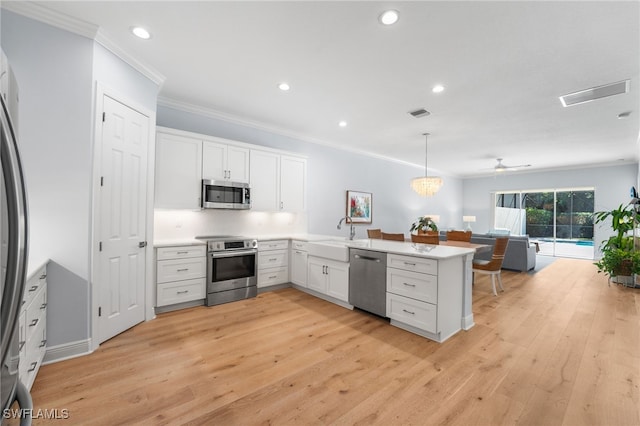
[208,239,258,252]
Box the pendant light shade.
[411,133,443,197]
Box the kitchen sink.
[307,239,370,262]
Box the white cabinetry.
[386,253,462,342]
[290,240,308,287]
[307,256,349,303]
[250,150,306,211]
[155,132,202,209]
[156,245,206,308]
[19,263,47,391]
[202,140,249,183]
[257,240,289,288]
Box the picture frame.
[346,190,372,223]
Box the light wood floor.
[22,258,640,425]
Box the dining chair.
[367,228,382,239]
[472,237,509,296]
[381,232,405,241]
[411,234,439,244]
[446,230,472,242]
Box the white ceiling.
[9,1,640,177]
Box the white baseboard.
[42,339,92,365]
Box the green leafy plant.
[410,216,438,233]
[593,204,638,277]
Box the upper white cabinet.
[280,155,306,212]
[250,150,306,212]
[202,140,249,183]
[155,132,202,209]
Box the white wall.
[157,105,464,239]
[462,164,638,256]
[1,11,159,348]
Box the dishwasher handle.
[353,254,382,262]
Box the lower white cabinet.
[307,256,349,303]
[19,262,48,391]
[290,240,308,287]
[156,245,206,307]
[257,240,289,288]
[386,253,463,342]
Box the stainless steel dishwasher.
[349,249,387,317]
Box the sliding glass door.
[494,188,594,259]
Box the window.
[494,188,594,259]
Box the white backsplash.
[154,209,308,240]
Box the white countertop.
[342,239,475,259]
[154,238,206,248]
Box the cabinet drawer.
[387,267,437,304]
[157,245,206,260]
[259,240,289,251]
[23,266,47,308]
[291,240,308,251]
[257,267,288,287]
[157,278,206,306]
[25,286,47,344]
[157,257,206,283]
[387,254,437,275]
[258,250,288,269]
[387,293,437,333]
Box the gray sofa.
[440,232,537,272]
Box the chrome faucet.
[337,216,356,240]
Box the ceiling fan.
[492,158,531,172]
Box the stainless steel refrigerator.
[1,49,33,425]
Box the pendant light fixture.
[411,133,443,196]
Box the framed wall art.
[346,190,372,223]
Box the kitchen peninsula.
[303,238,476,342]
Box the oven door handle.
[211,250,257,258]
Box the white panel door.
[98,95,149,344]
[250,150,279,211]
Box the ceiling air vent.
[559,80,629,107]
[409,108,431,118]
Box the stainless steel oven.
[197,236,258,306]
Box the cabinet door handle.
[268,275,278,279]
[39,339,47,348]
[402,309,416,315]
[40,303,47,310]
[29,285,38,292]
[280,201,284,210]
[403,262,416,266]
[176,290,189,295]
[268,258,278,262]
[403,282,416,287]
[39,274,47,280]
[176,268,189,272]
[176,251,189,254]
[28,362,38,372]
[29,319,39,327]
[18,341,25,351]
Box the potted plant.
[410,216,438,234]
[593,203,640,282]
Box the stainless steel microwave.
[201,179,251,209]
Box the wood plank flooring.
[18,258,640,425]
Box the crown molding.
[157,96,432,172]
[1,1,165,86]
[1,1,98,38]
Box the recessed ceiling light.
[338,121,348,128]
[278,82,290,91]
[432,84,445,93]
[379,10,399,25]
[130,26,151,40]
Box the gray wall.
[462,163,638,255]
[1,11,159,347]
[157,105,464,238]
